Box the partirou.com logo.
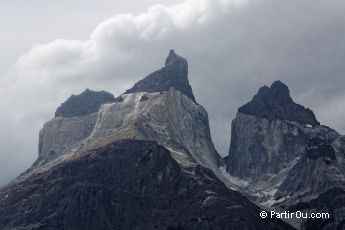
[260,210,330,219]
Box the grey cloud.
[1,0,345,186]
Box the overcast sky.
[1,0,345,186]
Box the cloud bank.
[1,0,345,185]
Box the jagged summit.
[125,49,196,102]
[238,80,319,125]
[55,89,114,118]
[165,49,186,66]
[259,80,293,104]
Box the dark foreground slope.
[288,188,345,230]
[0,140,293,230]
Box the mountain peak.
[238,80,319,125]
[256,80,293,104]
[55,89,114,118]
[125,49,196,102]
[165,49,186,66]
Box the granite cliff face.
[276,137,345,203]
[0,51,293,229]
[38,89,115,164]
[88,90,220,173]
[226,113,338,181]
[35,51,220,177]
[226,81,338,180]
[225,81,345,229]
[333,135,345,172]
[38,113,98,163]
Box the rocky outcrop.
[226,113,339,179]
[288,188,345,230]
[36,89,221,184]
[125,49,196,103]
[239,81,319,126]
[55,89,114,118]
[38,113,97,163]
[38,89,114,165]
[0,140,293,230]
[226,112,339,181]
[226,81,339,180]
[275,138,345,205]
[37,51,220,179]
[91,90,220,170]
[226,112,306,180]
[225,81,345,229]
[332,135,345,172]
[305,138,336,162]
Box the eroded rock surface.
[37,51,220,179]
[38,113,97,163]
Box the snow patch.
[219,166,249,188]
